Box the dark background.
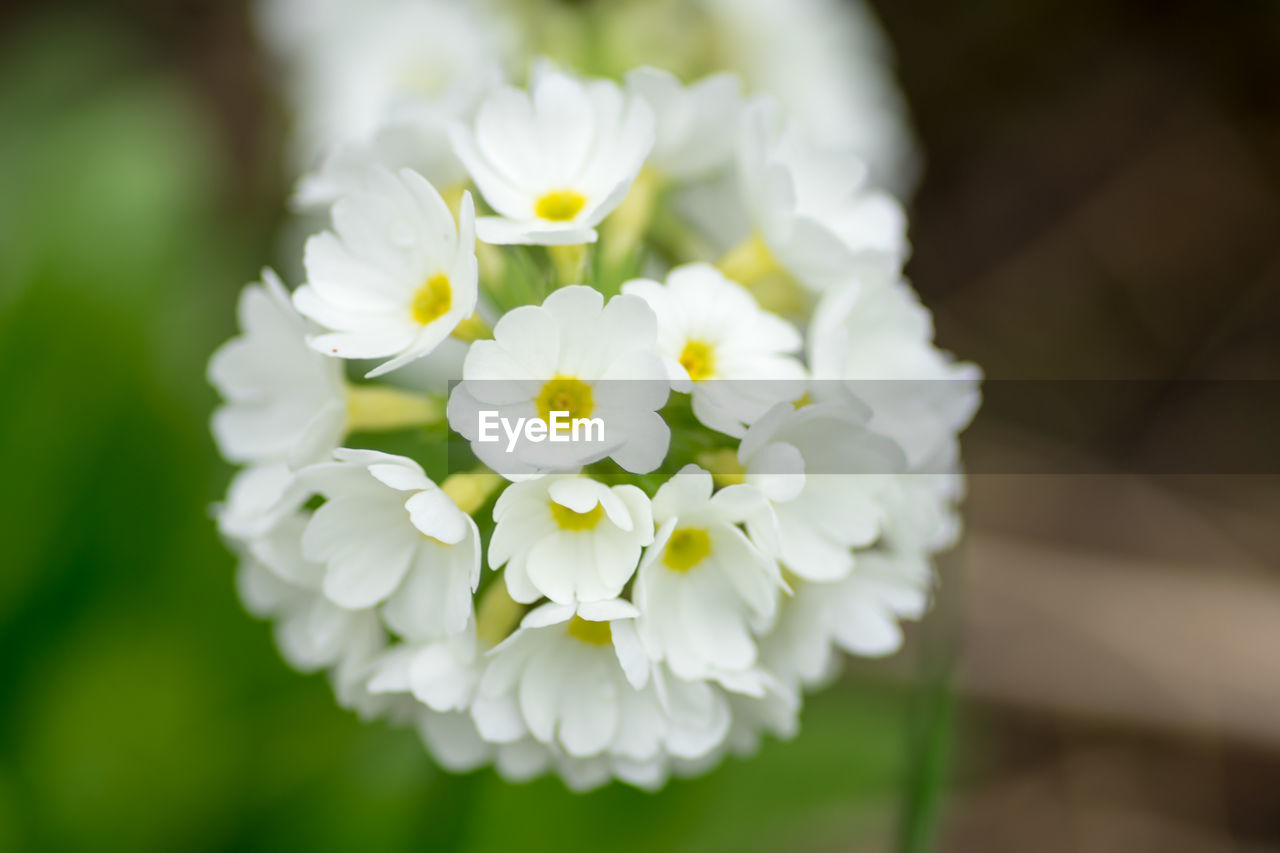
[1,1,1278,850]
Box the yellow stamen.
[566,615,612,646]
[678,340,716,381]
[536,376,594,423]
[550,501,604,531]
[411,273,452,325]
[535,189,587,221]
[662,527,712,572]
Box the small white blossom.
[738,401,905,582]
[634,465,784,680]
[233,511,391,717]
[761,550,933,687]
[447,286,671,475]
[294,109,468,211]
[625,67,743,180]
[471,600,664,760]
[623,262,805,435]
[294,167,478,377]
[366,628,481,714]
[737,97,907,292]
[700,0,920,196]
[489,475,654,605]
[265,0,508,169]
[450,66,655,245]
[209,270,346,468]
[808,275,981,467]
[296,449,480,633]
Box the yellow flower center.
[566,615,612,646]
[550,501,604,531]
[678,340,716,381]
[411,273,452,325]
[536,376,594,422]
[662,527,711,572]
[535,189,587,221]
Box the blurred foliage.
[0,9,946,852]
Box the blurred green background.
[3,1,1280,851]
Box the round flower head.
[735,97,907,292]
[623,262,806,436]
[296,449,480,634]
[624,67,743,181]
[213,42,979,792]
[489,475,654,605]
[447,286,671,475]
[294,167,478,378]
[450,65,655,245]
[208,269,346,468]
[634,465,784,680]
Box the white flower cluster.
[213,39,977,791]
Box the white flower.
[738,401,906,582]
[294,167,478,378]
[470,600,667,760]
[294,108,467,211]
[699,0,920,197]
[447,286,671,475]
[489,475,654,605]
[209,269,346,468]
[761,550,933,687]
[549,662,738,791]
[623,262,805,436]
[879,444,967,555]
[737,97,907,292]
[234,511,391,716]
[295,449,480,633]
[450,66,655,245]
[634,465,783,680]
[366,628,480,714]
[265,0,508,169]
[624,67,742,181]
[237,512,383,672]
[808,275,981,467]
[216,463,307,542]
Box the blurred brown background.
[3,0,1279,850]
[880,1,1280,849]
